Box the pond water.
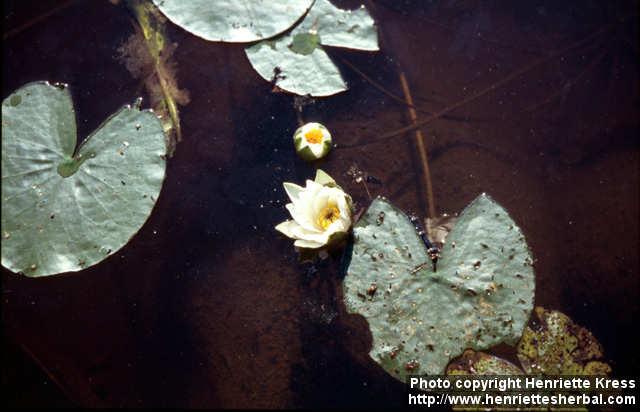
[2,0,638,408]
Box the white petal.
[283,182,304,203]
[311,191,331,217]
[286,203,321,233]
[304,179,325,194]
[309,143,324,157]
[294,238,325,249]
[275,220,301,239]
[291,225,330,244]
[336,194,351,222]
[276,218,331,246]
[296,137,309,150]
[314,169,336,185]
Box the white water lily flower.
[275,169,352,249]
[293,122,332,161]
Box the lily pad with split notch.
[2,81,166,277]
[343,194,535,381]
[245,0,379,96]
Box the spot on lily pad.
[9,94,21,106]
[289,32,320,55]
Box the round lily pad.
[1,81,166,277]
[152,0,314,43]
[343,194,535,381]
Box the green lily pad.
[1,82,166,277]
[517,307,611,375]
[343,194,535,381]
[151,0,314,43]
[245,0,379,96]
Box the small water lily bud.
[293,122,332,161]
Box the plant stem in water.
[399,72,436,219]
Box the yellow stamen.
[304,128,323,144]
[317,204,340,229]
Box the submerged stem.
[399,72,436,219]
[364,0,437,219]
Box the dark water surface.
[2,0,639,408]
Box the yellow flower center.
[304,128,323,144]
[317,203,340,229]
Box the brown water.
[2,0,638,408]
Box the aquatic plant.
[1,82,166,277]
[150,0,379,96]
[293,122,332,161]
[343,194,535,381]
[517,307,612,375]
[151,0,314,43]
[118,0,190,157]
[275,170,352,249]
[447,307,611,376]
[245,0,379,96]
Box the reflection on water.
[2,0,638,407]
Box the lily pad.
[1,82,166,277]
[517,307,611,375]
[152,0,314,43]
[343,194,535,381]
[245,0,379,96]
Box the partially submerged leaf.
[343,194,535,381]
[517,307,611,375]
[447,349,524,375]
[446,351,526,412]
[1,82,166,277]
[245,0,379,96]
[152,0,314,43]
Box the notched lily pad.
[517,307,611,375]
[151,0,314,43]
[245,0,379,96]
[1,82,166,277]
[343,194,535,381]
